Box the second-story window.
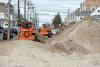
[98,10,100,12]
[91,6,96,11]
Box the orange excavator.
[39,24,52,38]
[18,22,38,41]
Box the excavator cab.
[18,22,37,41]
[40,24,52,38]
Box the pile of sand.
[50,20,100,53]
[0,40,100,67]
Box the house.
[74,0,100,21]
[85,0,100,11]
[91,7,100,20]
[65,0,100,23]
[0,2,15,29]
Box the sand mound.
[0,20,100,67]
[51,40,90,54]
[71,20,100,53]
[50,20,100,53]
[0,40,100,67]
[0,40,47,56]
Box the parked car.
[0,27,4,40]
[10,28,18,35]
[0,27,13,40]
[51,28,60,35]
[5,28,18,35]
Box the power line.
[37,9,67,13]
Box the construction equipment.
[18,22,38,41]
[39,24,52,38]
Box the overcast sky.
[0,0,84,25]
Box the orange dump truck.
[18,22,38,41]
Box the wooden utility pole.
[67,9,70,24]
[24,0,26,19]
[72,11,75,20]
[35,10,37,28]
[29,4,35,22]
[35,12,39,30]
[32,7,35,23]
[18,0,20,20]
[27,1,29,20]
[37,15,39,30]
[29,5,32,22]
[7,0,11,40]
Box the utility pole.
[80,3,83,21]
[37,15,39,30]
[71,13,73,22]
[27,1,29,20]
[18,0,20,22]
[29,4,35,22]
[24,0,26,19]
[34,10,37,28]
[30,7,34,22]
[72,11,75,21]
[67,9,70,25]
[7,0,11,40]
[32,7,35,23]
[35,12,39,30]
[77,8,80,21]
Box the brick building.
[85,0,100,11]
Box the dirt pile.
[50,20,100,53]
[0,40,100,67]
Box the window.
[98,10,100,12]
[5,24,8,26]
[92,8,95,11]
[91,6,96,11]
